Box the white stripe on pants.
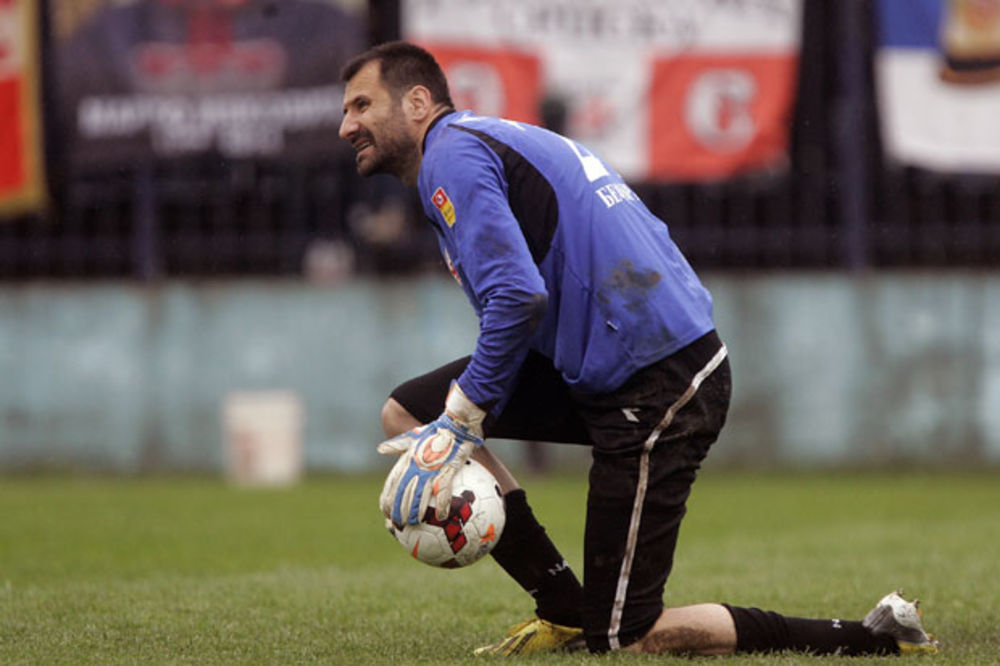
[606,344,729,650]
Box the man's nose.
[338,113,357,141]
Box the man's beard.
[356,121,418,180]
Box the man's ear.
[402,85,434,122]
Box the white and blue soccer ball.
[388,459,506,568]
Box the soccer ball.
[387,459,506,568]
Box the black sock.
[724,605,900,655]
[489,489,584,627]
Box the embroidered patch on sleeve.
[431,187,457,227]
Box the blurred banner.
[403,0,802,182]
[877,0,1000,171]
[49,0,365,167]
[0,0,46,215]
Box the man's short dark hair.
[341,41,454,107]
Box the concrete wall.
[1,273,998,472]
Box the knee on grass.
[623,604,737,657]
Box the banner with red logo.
[404,0,802,182]
[0,0,45,215]
[49,0,365,166]
[427,46,542,127]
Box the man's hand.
[378,384,486,527]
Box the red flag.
[418,44,541,125]
[649,54,798,181]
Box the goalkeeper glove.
[378,383,486,527]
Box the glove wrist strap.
[445,383,486,439]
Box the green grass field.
[1,469,998,665]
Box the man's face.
[340,61,418,179]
